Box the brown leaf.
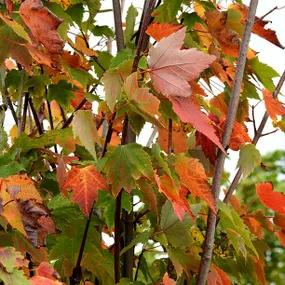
[20,0,64,55]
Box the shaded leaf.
[237,144,261,178]
[103,144,153,197]
[72,110,98,160]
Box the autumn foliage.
[0,0,284,284]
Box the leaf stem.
[20,92,29,134]
[196,1,259,284]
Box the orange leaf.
[163,273,176,284]
[219,120,251,151]
[62,165,108,216]
[252,257,267,285]
[146,22,182,41]
[155,174,194,221]
[30,276,63,285]
[175,155,216,213]
[263,89,285,121]
[36,262,59,280]
[275,230,285,247]
[170,96,223,150]
[208,264,231,285]
[231,4,284,49]
[19,0,64,55]
[158,124,188,154]
[256,182,285,214]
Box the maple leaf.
[163,273,176,285]
[72,110,99,160]
[174,155,216,213]
[263,89,285,121]
[208,264,231,285]
[196,131,217,164]
[237,144,261,178]
[146,22,182,41]
[170,96,223,150]
[155,174,194,221]
[219,120,251,151]
[62,165,108,216]
[158,124,188,154]
[103,144,153,196]
[231,4,284,49]
[148,27,215,98]
[124,72,160,119]
[19,0,64,55]
[256,182,285,215]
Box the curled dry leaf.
[20,0,64,55]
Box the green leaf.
[66,4,84,26]
[124,5,138,45]
[0,14,30,42]
[102,69,122,111]
[237,144,261,178]
[160,201,192,248]
[0,269,30,285]
[0,152,25,178]
[109,49,134,69]
[120,230,151,256]
[182,12,203,29]
[92,25,114,38]
[14,128,72,151]
[0,247,25,273]
[219,202,258,258]
[85,0,101,20]
[153,0,183,23]
[48,80,74,107]
[250,57,279,92]
[92,51,112,78]
[72,110,98,160]
[103,144,153,196]
[66,67,94,89]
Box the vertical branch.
[223,69,285,203]
[196,1,259,284]
[20,93,29,134]
[5,92,18,126]
[112,0,125,281]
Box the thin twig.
[223,69,285,204]
[146,126,157,147]
[251,105,257,135]
[70,204,94,285]
[20,93,29,134]
[62,98,87,129]
[196,1,259,284]
[5,94,18,126]
[168,119,173,154]
[28,98,44,135]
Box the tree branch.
[20,93,29,134]
[223,69,285,204]
[196,1,259,284]
[28,97,44,135]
